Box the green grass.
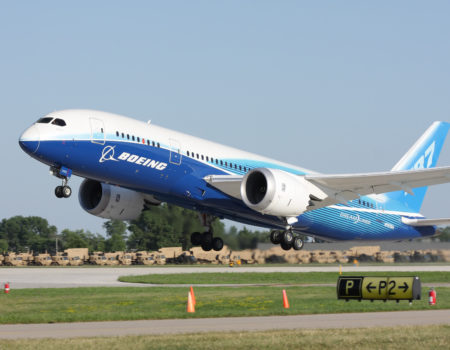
[119,271,450,285]
[1,326,449,350]
[0,285,448,324]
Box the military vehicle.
[52,253,70,266]
[33,253,53,266]
[136,251,155,265]
[89,252,108,265]
[158,247,183,264]
[4,252,28,266]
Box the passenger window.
[187,151,190,156]
[225,162,228,167]
[201,155,204,160]
[196,153,199,159]
[137,137,140,142]
[157,142,160,148]
[121,133,124,138]
[52,119,66,127]
[206,156,209,162]
[152,141,155,147]
[132,136,135,141]
[147,140,150,146]
[37,117,53,124]
[127,134,130,140]
[116,131,119,137]
[239,165,242,170]
[220,160,223,166]
[215,159,218,164]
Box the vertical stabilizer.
[387,121,450,212]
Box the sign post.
[337,276,421,302]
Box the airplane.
[19,109,450,251]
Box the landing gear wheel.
[280,241,292,251]
[270,230,282,244]
[201,242,213,251]
[283,230,294,245]
[212,237,224,251]
[190,232,202,246]
[55,186,64,198]
[293,237,304,251]
[62,186,72,198]
[202,232,213,245]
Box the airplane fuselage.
[19,110,436,242]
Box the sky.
[2,1,450,236]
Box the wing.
[305,165,450,209]
[205,165,450,211]
[401,217,450,227]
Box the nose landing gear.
[51,166,72,198]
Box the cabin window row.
[358,199,375,209]
[115,131,160,148]
[185,151,250,172]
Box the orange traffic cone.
[282,289,289,309]
[190,286,196,305]
[4,282,10,294]
[187,291,195,313]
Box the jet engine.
[240,168,319,217]
[78,179,146,220]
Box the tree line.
[0,204,271,253]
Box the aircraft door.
[90,118,105,145]
[169,139,182,165]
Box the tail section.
[387,121,450,212]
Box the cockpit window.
[52,118,66,127]
[37,117,53,124]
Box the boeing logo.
[99,146,119,163]
[99,146,167,171]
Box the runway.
[1,265,450,289]
[0,310,448,339]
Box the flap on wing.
[401,217,450,227]
[204,175,243,199]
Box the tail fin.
[387,121,450,212]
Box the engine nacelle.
[241,168,316,217]
[78,179,145,220]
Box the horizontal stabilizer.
[401,217,450,227]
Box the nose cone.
[19,125,40,154]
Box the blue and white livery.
[19,110,450,251]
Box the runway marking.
[0,310,448,339]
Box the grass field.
[0,284,448,324]
[0,325,449,350]
[119,271,450,284]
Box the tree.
[127,204,204,250]
[437,227,450,242]
[60,229,106,252]
[104,220,127,251]
[0,216,57,252]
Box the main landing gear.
[51,166,72,199]
[190,214,224,251]
[270,230,304,251]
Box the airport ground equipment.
[337,276,421,302]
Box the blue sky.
[2,1,450,235]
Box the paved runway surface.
[0,310,448,339]
[1,265,450,289]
